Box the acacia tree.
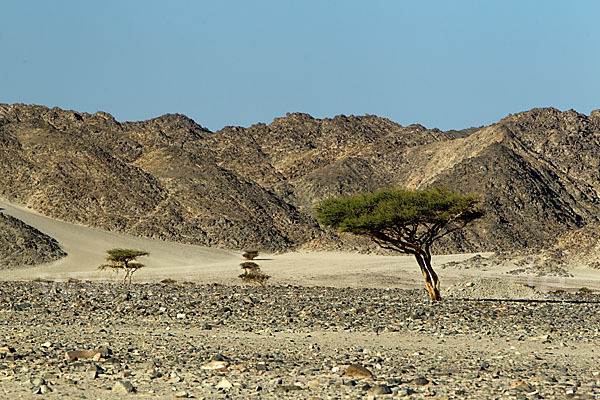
[315,187,483,301]
[239,261,270,286]
[98,248,149,285]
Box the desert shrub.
[239,262,270,286]
[160,278,178,285]
[240,261,260,271]
[242,250,259,260]
[239,270,271,286]
[98,248,149,285]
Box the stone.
[367,384,392,395]
[511,380,535,393]
[307,379,321,388]
[216,377,233,390]
[87,364,103,379]
[200,360,228,371]
[395,387,416,397]
[275,384,303,392]
[39,385,52,394]
[413,377,429,386]
[113,380,136,394]
[30,377,45,386]
[343,364,374,380]
[65,347,111,361]
[0,345,16,354]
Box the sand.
[1,199,599,291]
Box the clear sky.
[1,1,598,131]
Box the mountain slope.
[1,103,599,253]
[0,211,66,268]
[0,104,318,251]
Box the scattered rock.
[65,347,111,361]
[216,377,233,390]
[368,384,392,395]
[114,379,136,394]
[0,281,599,399]
[343,364,374,380]
[413,377,429,386]
[201,360,229,371]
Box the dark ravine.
[1,103,600,256]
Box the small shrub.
[98,248,148,285]
[160,278,178,285]
[242,250,259,260]
[239,271,271,286]
[240,261,260,272]
[239,262,270,286]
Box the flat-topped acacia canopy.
[315,187,483,300]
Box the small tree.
[315,187,483,301]
[99,248,149,285]
[239,261,270,286]
[242,250,259,260]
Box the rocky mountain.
[0,211,66,268]
[1,103,599,254]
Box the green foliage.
[239,261,270,286]
[316,187,480,234]
[315,187,483,301]
[239,271,270,286]
[106,248,149,263]
[240,261,260,270]
[315,187,482,253]
[98,248,149,285]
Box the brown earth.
[0,211,65,268]
[1,104,600,256]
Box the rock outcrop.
[1,103,599,253]
[0,212,66,268]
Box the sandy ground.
[2,199,600,291]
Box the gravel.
[0,280,599,398]
[444,278,547,300]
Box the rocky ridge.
[0,211,66,268]
[2,104,600,255]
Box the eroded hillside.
[1,104,599,253]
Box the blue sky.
[1,1,598,131]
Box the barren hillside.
[0,211,66,268]
[1,104,599,254]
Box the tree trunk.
[414,253,442,301]
[422,251,442,301]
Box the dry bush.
[242,250,259,260]
[239,261,270,286]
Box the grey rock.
[367,384,392,395]
[114,380,136,394]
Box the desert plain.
[1,201,600,399]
